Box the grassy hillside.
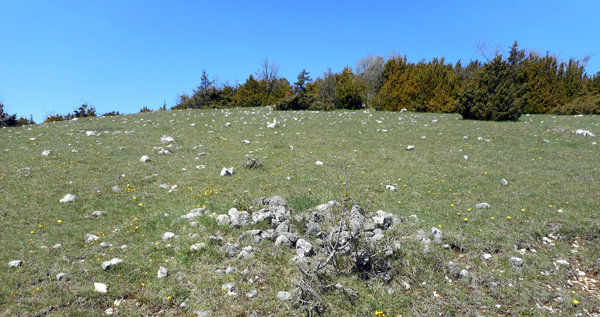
[1,108,598,316]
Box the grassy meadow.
[0,107,599,316]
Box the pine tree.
[457,55,524,121]
[0,102,18,127]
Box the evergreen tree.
[236,75,265,107]
[334,67,363,109]
[457,55,524,121]
[507,41,526,67]
[294,70,312,93]
[0,102,18,127]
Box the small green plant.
[232,191,254,212]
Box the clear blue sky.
[1,0,599,122]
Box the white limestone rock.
[572,129,595,137]
[162,232,175,241]
[59,194,76,203]
[101,258,123,270]
[94,282,108,293]
[160,135,175,143]
[220,167,234,176]
[85,234,100,243]
[157,266,168,278]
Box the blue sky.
[1,0,599,122]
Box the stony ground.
[0,108,599,316]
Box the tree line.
[2,41,599,126]
[174,42,600,120]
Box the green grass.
[1,108,599,316]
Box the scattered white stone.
[430,227,442,244]
[190,243,206,251]
[85,131,95,136]
[216,214,231,226]
[160,135,175,143]
[238,246,255,259]
[59,194,76,203]
[542,236,555,245]
[509,256,524,268]
[85,234,99,243]
[162,232,175,241]
[406,145,415,150]
[140,155,151,162]
[53,243,62,249]
[111,185,121,192]
[41,150,51,157]
[228,208,250,227]
[373,210,396,229]
[157,266,168,278]
[557,208,564,213]
[572,129,595,137]
[56,273,66,281]
[195,165,206,170]
[90,210,106,217]
[225,122,231,126]
[482,253,492,260]
[475,202,491,209]
[242,140,250,144]
[101,258,123,270]
[221,282,237,297]
[245,289,258,298]
[220,167,234,176]
[463,155,468,160]
[315,161,323,166]
[555,259,570,267]
[296,239,315,257]
[8,260,22,268]
[181,208,206,219]
[385,185,397,192]
[94,282,108,293]
[277,291,292,301]
[502,179,508,186]
[105,308,116,315]
[100,242,113,248]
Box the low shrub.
[44,114,65,123]
[551,93,600,115]
[102,111,121,116]
[457,56,524,121]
